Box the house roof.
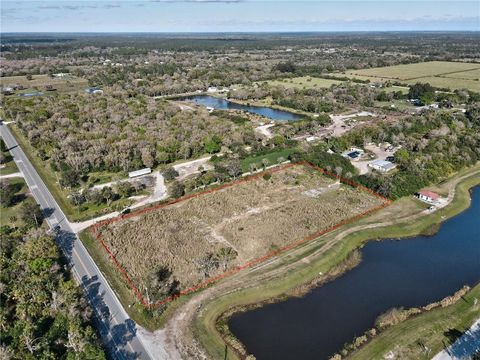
[418,190,440,200]
[369,159,396,170]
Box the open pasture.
[0,74,88,94]
[97,163,385,305]
[344,61,480,91]
[442,68,480,80]
[265,76,344,89]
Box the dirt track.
[160,168,479,359]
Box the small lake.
[183,95,303,121]
[229,186,480,360]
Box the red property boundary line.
[90,161,392,309]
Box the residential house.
[416,190,440,203]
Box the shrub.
[162,167,179,181]
[169,180,185,198]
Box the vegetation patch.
[265,76,344,89]
[94,163,385,308]
[348,284,479,360]
[343,61,480,91]
[194,165,479,360]
[0,74,88,94]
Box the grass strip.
[194,166,480,360]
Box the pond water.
[229,186,480,360]
[183,95,303,121]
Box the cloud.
[38,5,61,9]
[62,4,97,11]
[151,0,244,3]
[103,3,121,8]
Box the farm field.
[0,74,88,94]
[96,163,384,305]
[264,76,344,89]
[442,68,480,80]
[343,61,480,91]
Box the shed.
[128,168,151,178]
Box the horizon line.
[2,30,479,34]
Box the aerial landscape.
[0,1,479,359]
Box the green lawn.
[240,148,297,172]
[0,159,19,176]
[350,284,480,360]
[194,165,480,360]
[382,85,410,94]
[0,177,28,227]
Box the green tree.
[225,159,242,179]
[466,105,480,125]
[115,182,134,198]
[60,168,80,188]
[169,180,185,198]
[376,91,389,102]
[420,91,435,105]
[394,148,410,167]
[1,230,106,359]
[20,200,43,228]
[162,167,179,181]
[203,135,222,154]
[408,82,434,100]
[0,180,15,207]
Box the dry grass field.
[98,164,384,302]
[265,76,344,89]
[442,68,480,80]
[0,74,88,94]
[343,61,480,91]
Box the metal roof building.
[128,168,151,178]
[368,159,397,173]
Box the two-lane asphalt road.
[1,123,153,360]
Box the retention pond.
[183,95,303,121]
[229,186,480,360]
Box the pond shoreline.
[206,168,480,360]
[180,94,305,121]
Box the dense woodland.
[2,33,479,208]
[0,180,106,359]
[4,95,255,186]
[0,33,479,355]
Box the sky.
[2,0,479,33]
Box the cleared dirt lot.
[98,164,384,303]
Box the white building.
[128,168,151,178]
[368,159,397,173]
[416,190,440,203]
